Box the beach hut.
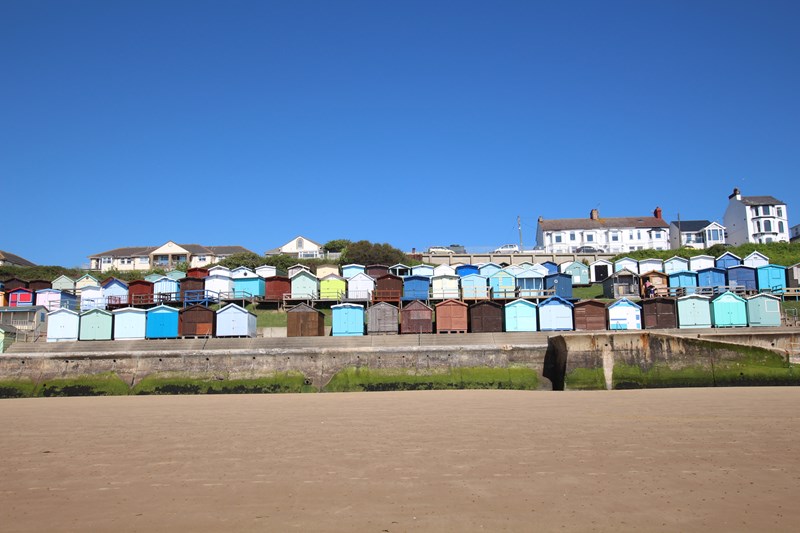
[208,265,231,277]
[431,274,460,300]
[614,257,639,274]
[746,294,782,327]
[455,264,479,278]
[641,297,678,330]
[232,267,264,297]
[367,302,399,335]
[710,291,748,327]
[205,270,233,297]
[389,264,412,277]
[668,271,699,296]
[331,303,364,336]
[574,300,606,331]
[545,272,573,299]
[435,299,468,333]
[516,268,546,298]
[689,255,715,272]
[411,264,435,279]
[663,256,689,275]
[697,268,727,292]
[35,289,77,311]
[112,307,147,340]
[400,300,433,334]
[538,296,574,331]
[128,280,155,305]
[216,303,257,338]
[319,274,347,300]
[743,251,769,268]
[145,305,179,339]
[255,265,285,279]
[727,265,757,292]
[186,267,209,279]
[102,278,129,306]
[179,277,208,304]
[757,265,787,294]
[365,265,389,279]
[676,294,712,329]
[3,278,28,292]
[152,276,180,301]
[179,305,216,337]
[290,270,319,299]
[315,264,340,279]
[541,261,559,275]
[8,288,34,307]
[28,280,52,292]
[607,298,642,330]
[603,269,640,299]
[638,258,664,273]
[75,274,99,295]
[79,284,104,310]
[166,269,186,281]
[373,274,403,302]
[78,308,113,341]
[402,275,430,301]
[563,261,590,286]
[715,252,742,270]
[346,272,375,301]
[46,308,79,342]
[429,265,454,278]
[144,274,162,283]
[479,263,502,278]
[504,265,525,277]
[341,264,365,279]
[489,270,516,299]
[788,263,800,289]
[288,264,311,278]
[504,299,537,332]
[260,276,292,302]
[469,301,503,332]
[640,271,669,298]
[589,259,614,283]
[460,274,489,299]
[51,275,76,293]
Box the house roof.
[740,196,785,206]
[0,250,36,267]
[539,216,668,232]
[89,244,252,258]
[668,220,714,232]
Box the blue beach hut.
[402,275,430,301]
[538,295,574,331]
[710,292,748,328]
[232,268,265,297]
[607,298,642,330]
[153,276,180,300]
[146,305,179,339]
[504,299,537,332]
[411,264,435,279]
[663,256,689,275]
[676,294,712,329]
[102,277,129,306]
[757,265,786,294]
[489,270,517,299]
[746,294,782,327]
[668,271,699,296]
[545,272,573,299]
[697,267,727,292]
[331,303,364,336]
[715,252,742,270]
[727,265,757,292]
[478,263,502,278]
[516,268,546,298]
[342,264,365,279]
[541,261,559,275]
[614,257,639,274]
[456,264,480,278]
[460,274,489,299]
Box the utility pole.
[677,212,681,248]
[518,216,523,251]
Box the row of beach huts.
[38,291,784,342]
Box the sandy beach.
[2,388,799,532]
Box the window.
[708,229,720,241]
[764,220,772,232]
[122,257,132,265]
[752,207,759,217]
[779,221,785,233]
[102,257,112,264]
[554,234,562,243]
[139,257,149,264]
[628,231,634,240]
[570,232,576,241]
[756,221,761,232]
[637,230,641,240]
[611,232,619,242]
[198,255,207,262]
[763,206,771,215]
[586,234,594,242]
[296,238,305,250]
[777,207,783,218]
[653,231,661,239]
[155,255,169,265]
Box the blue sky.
[2,0,798,267]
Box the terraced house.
[88,241,253,273]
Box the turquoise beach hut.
[757,265,786,294]
[676,294,712,329]
[331,303,364,336]
[342,264,365,279]
[563,261,590,286]
[489,270,516,299]
[232,267,265,297]
[746,294,782,327]
[146,305,179,339]
[504,299,537,332]
[479,263,502,278]
[78,308,113,341]
[668,271,698,296]
[710,292,748,328]
[538,295,574,331]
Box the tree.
[324,239,351,254]
[340,240,410,266]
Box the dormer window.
[296,238,304,250]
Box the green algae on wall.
[0,378,37,398]
[324,366,539,392]
[564,367,606,390]
[132,371,316,395]
[38,372,131,397]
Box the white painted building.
[668,220,726,249]
[265,236,325,259]
[88,241,253,273]
[536,208,669,253]
[723,188,790,245]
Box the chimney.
[728,187,741,200]
[653,206,662,219]
[538,216,544,224]
[589,209,599,220]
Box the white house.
[723,188,790,245]
[88,241,253,272]
[265,236,325,259]
[536,208,669,253]
[668,220,726,249]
